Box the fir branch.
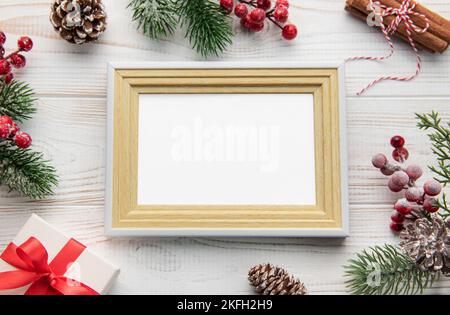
[416,111,450,220]
[345,245,436,295]
[0,144,58,199]
[177,0,233,58]
[128,0,178,40]
[0,81,36,123]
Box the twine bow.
[346,0,430,95]
[0,237,99,295]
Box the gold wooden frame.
[109,67,345,233]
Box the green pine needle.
[0,145,58,200]
[345,245,436,295]
[0,80,36,123]
[416,111,450,220]
[177,0,233,58]
[128,0,178,40]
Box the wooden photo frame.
[105,63,348,237]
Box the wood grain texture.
[0,0,449,294]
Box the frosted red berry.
[394,198,412,215]
[282,24,297,40]
[423,198,439,213]
[10,54,26,69]
[392,147,409,162]
[390,135,405,148]
[241,15,252,29]
[250,22,265,32]
[391,211,405,224]
[0,116,13,125]
[15,131,32,148]
[276,0,290,8]
[234,3,248,18]
[18,36,33,52]
[0,32,6,45]
[0,123,10,138]
[257,0,272,10]
[380,164,396,176]
[405,164,422,181]
[4,73,14,84]
[423,179,442,196]
[372,153,387,168]
[390,222,403,232]
[391,171,409,187]
[0,59,11,75]
[273,5,289,23]
[249,8,266,24]
[405,187,423,202]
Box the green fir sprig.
[128,0,178,40]
[416,111,450,220]
[0,81,57,199]
[345,245,436,295]
[128,0,233,58]
[0,81,36,123]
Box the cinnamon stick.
[390,0,450,44]
[345,4,433,52]
[346,0,448,53]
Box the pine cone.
[400,217,450,276]
[50,0,107,44]
[248,264,307,295]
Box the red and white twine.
[346,0,430,95]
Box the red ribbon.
[0,237,99,295]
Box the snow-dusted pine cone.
[400,217,450,276]
[248,264,308,295]
[50,0,107,44]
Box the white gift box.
[0,214,119,295]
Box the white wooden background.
[0,0,449,295]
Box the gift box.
[0,214,119,295]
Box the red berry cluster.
[372,136,443,233]
[0,115,32,149]
[0,31,33,85]
[220,0,298,40]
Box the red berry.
[273,5,289,23]
[423,179,442,196]
[390,135,405,148]
[220,0,234,14]
[234,3,248,18]
[0,46,5,59]
[0,32,6,45]
[391,171,409,187]
[10,54,26,69]
[0,59,11,75]
[15,131,32,148]
[0,123,10,138]
[4,73,14,84]
[423,198,439,213]
[282,24,297,40]
[256,0,272,10]
[391,211,405,224]
[241,15,252,29]
[392,147,409,162]
[372,153,387,168]
[388,179,403,192]
[0,116,13,125]
[405,187,423,202]
[394,198,412,215]
[250,22,265,32]
[390,222,403,232]
[405,164,422,181]
[276,0,290,8]
[380,164,396,176]
[18,36,33,52]
[249,8,266,23]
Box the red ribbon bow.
[0,237,99,295]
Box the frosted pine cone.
[248,264,308,295]
[400,217,450,276]
[50,0,107,44]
